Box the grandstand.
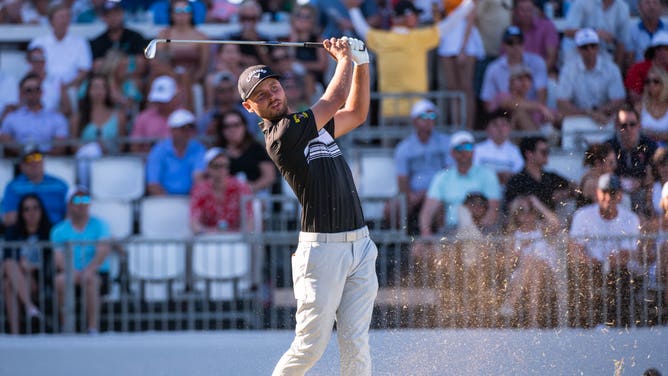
[0,3,666,371]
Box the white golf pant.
[273,226,378,376]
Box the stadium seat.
[357,151,398,222]
[0,159,14,202]
[561,115,613,151]
[192,233,251,301]
[126,240,186,302]
[545,150,586,183]
[138,196,192,239]
[44,157,76,188]
[89,156,145,201]
[89,200,134,239]
[0,50,28,82]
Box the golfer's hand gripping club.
[343,36,369,66]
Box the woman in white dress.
[500,194,563,327]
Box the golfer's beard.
[264,101,289,120]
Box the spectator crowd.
[1,0,668,333]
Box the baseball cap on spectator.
[575,28,599,47]
[167,109,196,128]
[102,0,123,12]
[213,71,236,86]
[238,65,280,101]
[651,31,668,48]
[597,173,621,192]
[148,76,177,103]
[21,145,43,163]
[450,130,475,150]
[394,0,422,16]
[503,25,523,43]
[410,99,437,119]
[203,147,226,165]
[509,64,533,79]
[66,185,90,203]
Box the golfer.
[238,37,378,375]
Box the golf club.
[144,39,323,59]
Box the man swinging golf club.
[238,36,378,376]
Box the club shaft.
[157,38,323,48]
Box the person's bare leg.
[457,56,477,130]
[3,276,19,334]
[85,273,101,332]
[441,57,462,127]
[3,260,36,310]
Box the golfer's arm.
[311,56,353,130]
[334,63,369,138]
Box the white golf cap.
[574,28,599,47]
[651,31,668,47]
[410,99,437,119]
[167,109,195,128]
[203,147,226,165]
[148,75,177,103]
[450,130,475,149]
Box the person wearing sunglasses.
[388,99,452,234]
[155,0,210,85]
[190,147,253,234]
[0,72,69,156]
[605,103,658,219]
[638,65,668,145]
[556,28,626,128]
[418,130,501,238]
[51,185,112,335]
[1,146,68,228]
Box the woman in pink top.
[190,148,253,234]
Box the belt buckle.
[345,232,354,242]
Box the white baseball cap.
[651,31,668,48]
[574,28,599,47]
[410,99,437,119]
[203,147,226,165]
[167,109,195,128]
[148,75,177,103]
[450,130,475,149]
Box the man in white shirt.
[569,173,640,327]
[28,3,92,89]
[473,109,524,187]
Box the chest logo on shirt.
[304,128,342,163]
[293,112,309,124]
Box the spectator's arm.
[347,7,370,40]
[147,183,167,196]
[397,175,409,195]
[480,199,499,227]
[2,211,17,227]
[418,197,441,237]
[250,161,277,193]
[84,241,111,276]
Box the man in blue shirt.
[1,147,68,227]
[52,186,111,334]
[146,109,206,195]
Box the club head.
[144,40,159,59]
